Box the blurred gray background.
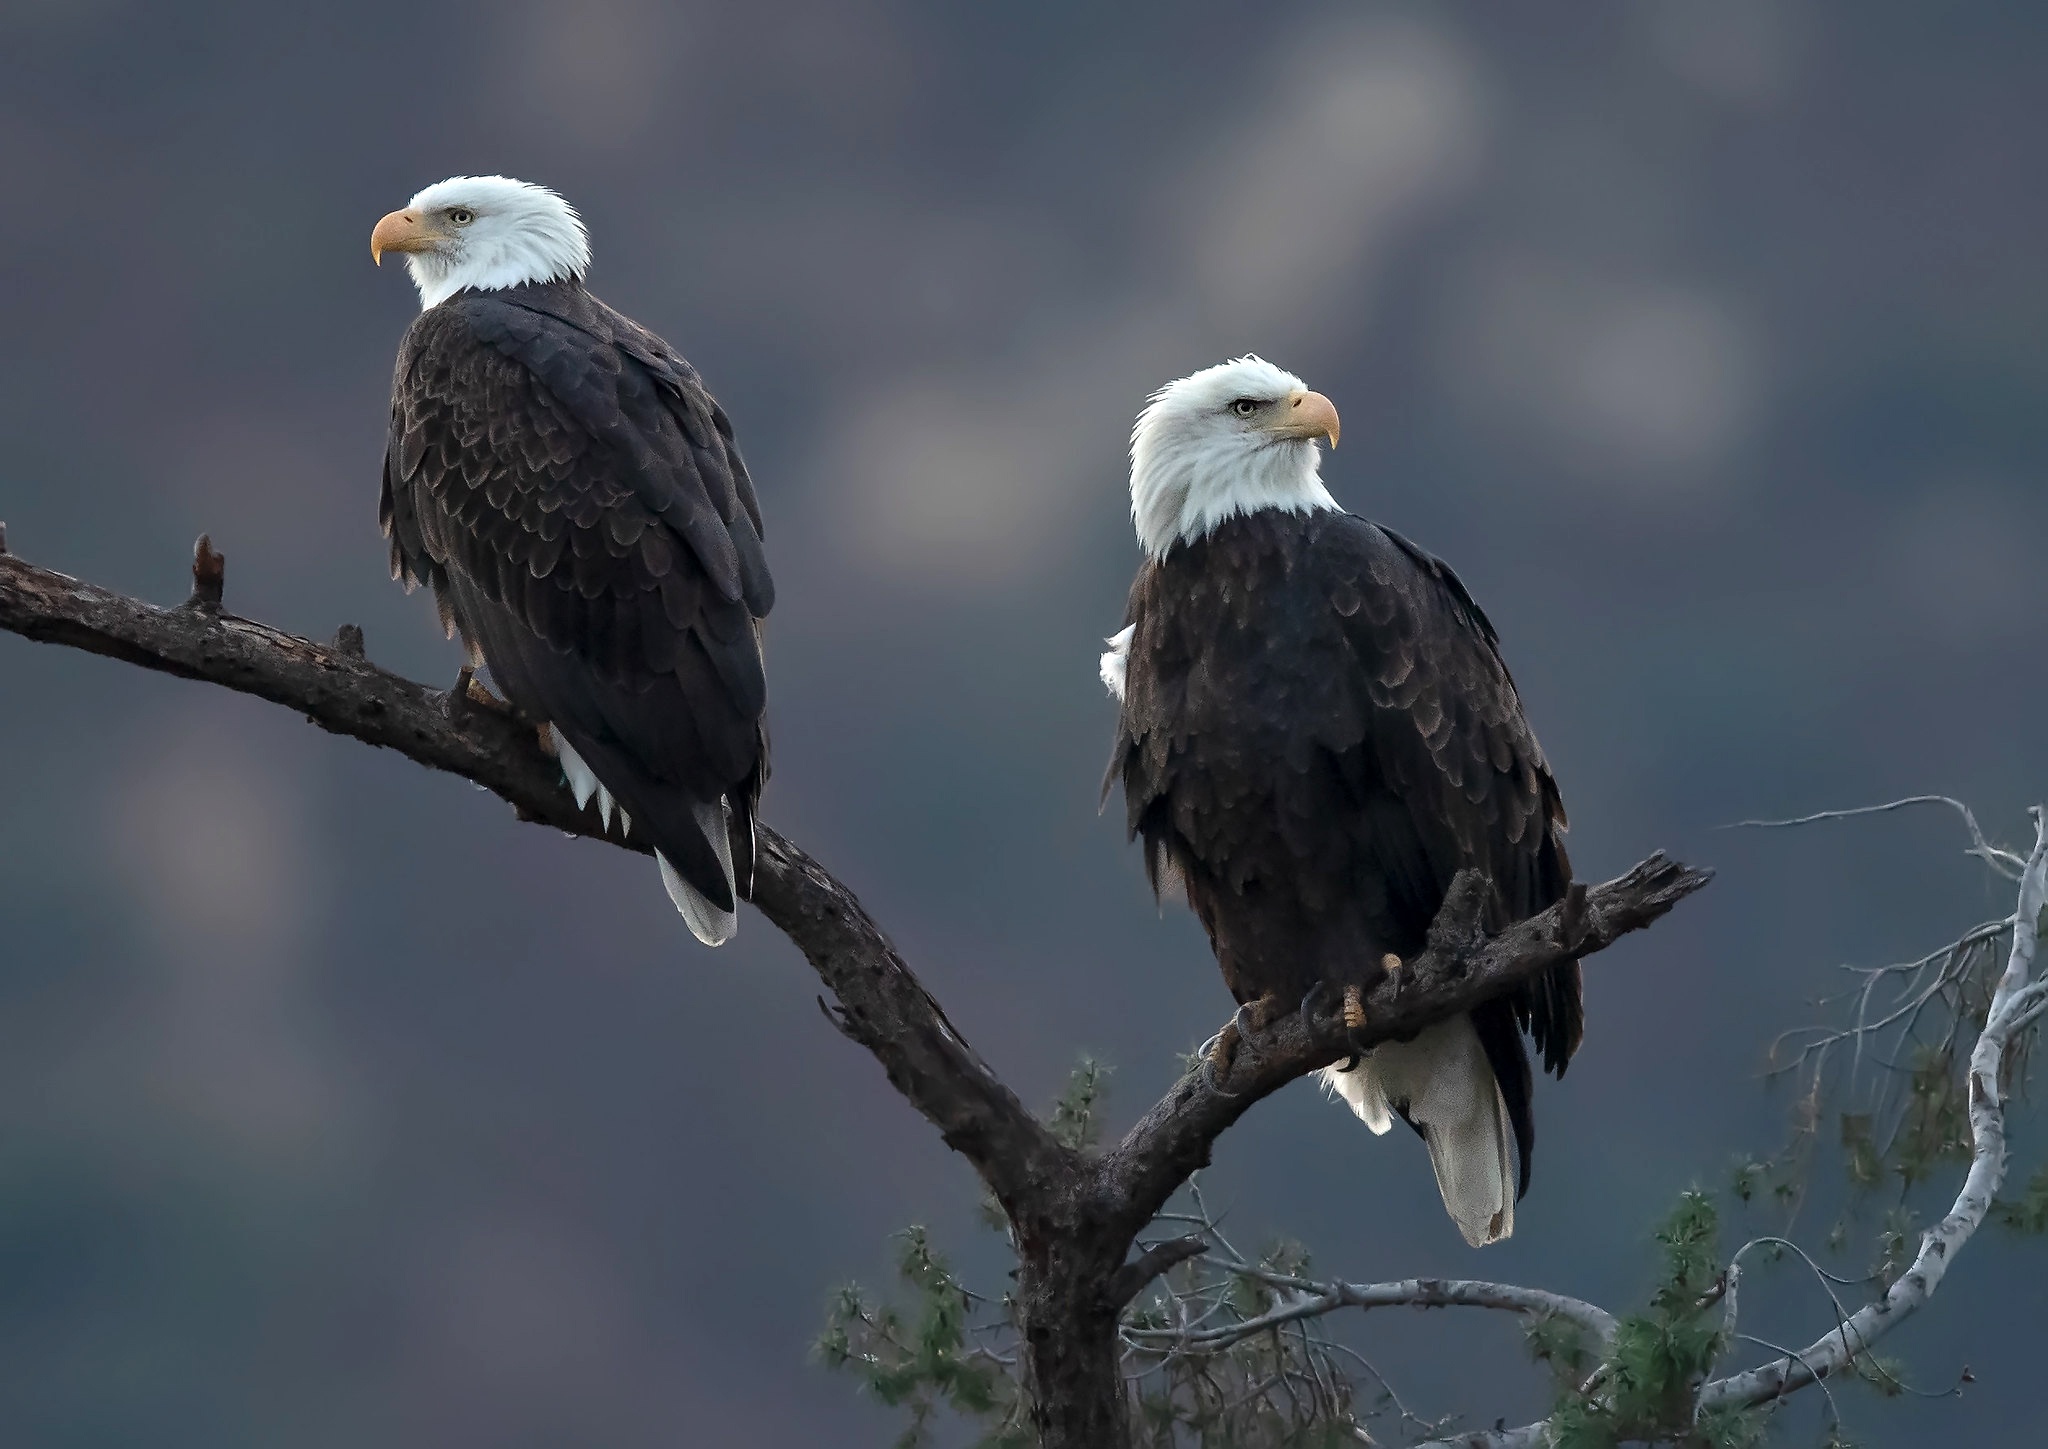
[3,1,2045,1444]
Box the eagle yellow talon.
[466,673,512,714]
[1381,952,1402,975]
[1342,983,1367,1032]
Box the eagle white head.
[1128,356,1342,561]
[371,176,591,310]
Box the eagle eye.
[449,208,476,226]
[1230,398,1261,418]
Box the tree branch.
[1104,1234,1210,1309]
[1439,806,2048,1448]
[1694,806,2047,1413]
[0,542,1073,1217]
[1093,854,1712,1235]
[0,533,1713,1449]
[1127,1267,1618,1354]
[1732,795,2029,880]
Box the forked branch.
[1,532,1709,1449]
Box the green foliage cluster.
[824,1175,1819,1447]
[1047,1057,1108,1151]
[817,1227,1028,1449]
[1991,1161,2048,1235]
[1546,1194,1762,1449]
[822,1065,1386,1446]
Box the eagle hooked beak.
[1267,390,1341,449]
[370,209,435,265]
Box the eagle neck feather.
[1130,435,1336,561]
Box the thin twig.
[1728,795,2026,879]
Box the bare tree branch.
[1094,853,1713,1238]
[0,535,1708,1448]
[1106,1235,1211,1309]
[1435,806,2048,1448]
[1128,1267,1618,1354]
[1731,794,2028,879]
[0,542,1072,1216]
[1696,808,2047,1412]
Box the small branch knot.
[187,534,225,610]
[332,623,366,658]
[444,664,480,723]
[1557,881,1589,951]
[444,666,512,724]
[0,521,9,555]
[816,994,859,1041]
[1425,867,1492,967]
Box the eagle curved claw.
[1200,1027,1243,1097]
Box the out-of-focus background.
[2,2,2044,1444]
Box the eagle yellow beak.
[1267,390,1341,449]
[370,208,433,264]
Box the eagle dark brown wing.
[381,281,770,927]
[1334,521,1581,1081]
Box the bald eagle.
[1102,357,1581,1246]
[373,176,771,945]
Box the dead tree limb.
[1421,806,2048,1449]
[0,537,1708,1449]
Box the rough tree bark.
[0,533,1710,1448]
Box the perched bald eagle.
[372,176,771,945]
[1102,357,1581,1246]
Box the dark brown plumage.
[1106,509,1581,1203]
[382,279,771,935]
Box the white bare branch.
[1696,806,2046,1411]
[1731,794,2028,879]
[1437,806,2048,1448]
[1125,1267,1618,1354]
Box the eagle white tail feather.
[554,727,738,947]
[657,799,738,947]
[1318,1015,1516,1247]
